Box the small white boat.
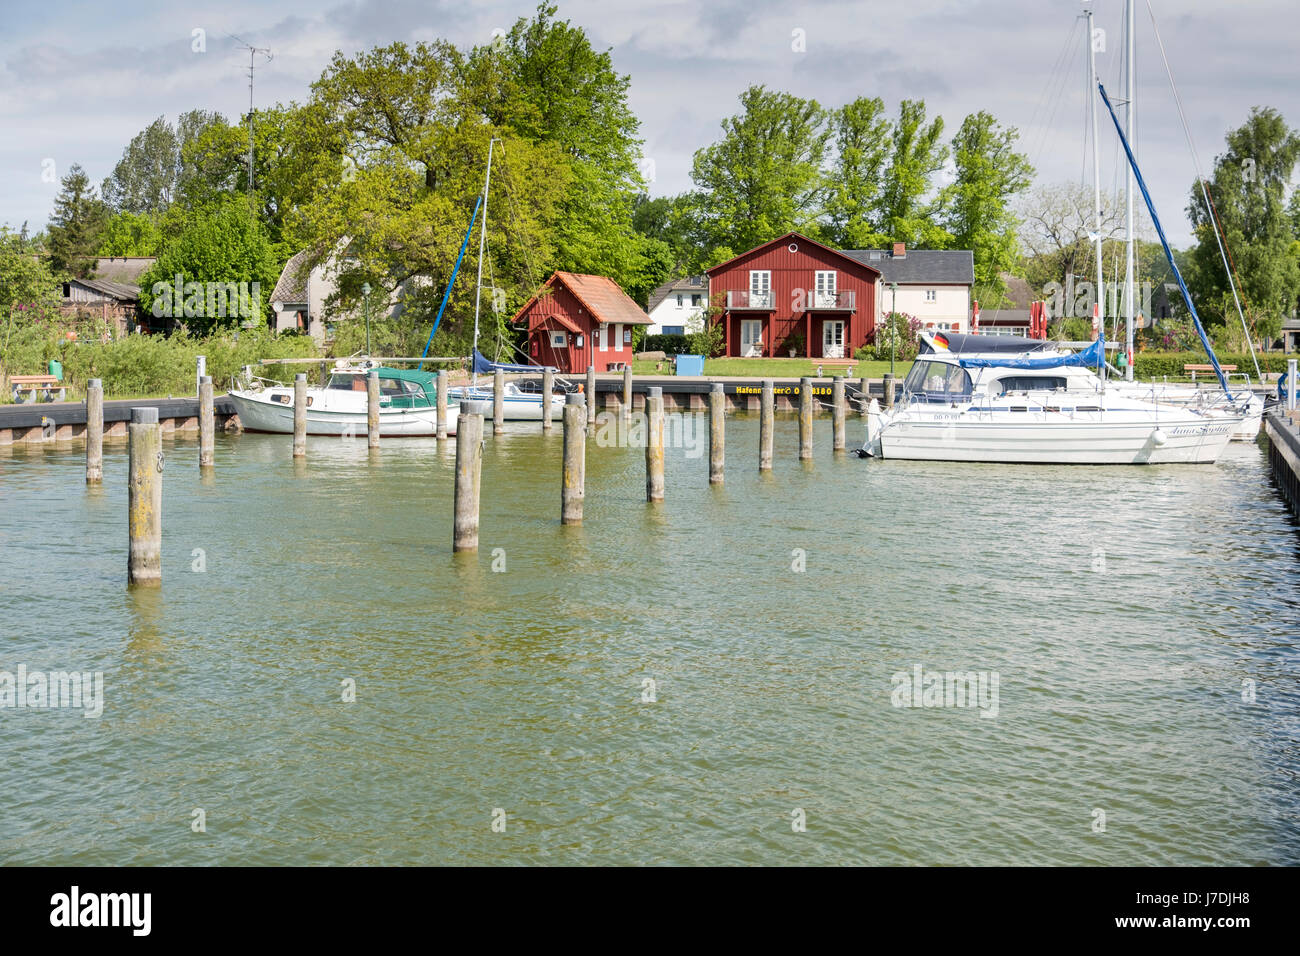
[229,362,456,436]
[863,347,1239,465]
[446,379,565,422]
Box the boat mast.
[470,137,498,386]
[1124,0,1136,380]
[1085,4,1105,369]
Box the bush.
[643,333,691,355]
[1131,351,1290,380]
[854,344,876,361]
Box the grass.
[630,357,914,378]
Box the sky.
[1,0,1296,249]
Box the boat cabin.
[323,367,439,408]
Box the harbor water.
[1,414,1297,865]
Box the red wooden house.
[512,271,652,373]
[706,232,880,359]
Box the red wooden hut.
[512,271,652,373]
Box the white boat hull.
[228,390,453,437]
[447,387,565,421]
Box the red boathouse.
[512,271,652,373]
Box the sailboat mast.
[470,138,497,385]
[1124,0,1136,380]
[1085,5,1105,355]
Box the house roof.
[841,249,974,285]
[647,274,707,312]
[93,257,156,283]
[272,248,313,306]
[705,232,880,277]
[514,271,652,328]
[69,278,140,302]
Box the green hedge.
[1131,351,1291,379]
[642,333,692,355]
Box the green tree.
[877,99,949,248]
[940,111,1033,295]
[46,164,110,278]
[824,96,892,248]
[101,111,224,214]
[1187,107,1300,329]
[685,85,829,264]
[97,211,163,257]
[136,198,282,334]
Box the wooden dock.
[0,395,238,445]
[1264,408,1300,518]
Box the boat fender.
[1152,428,1168,447]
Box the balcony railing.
[726,290,774,310]
[808,290,855,310]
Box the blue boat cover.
[958,334,1105,370]
[471,349,549,374]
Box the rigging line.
[1025,18,1084,169]
[1144,0,1261,380]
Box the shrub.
[854,344,876,361]
[643,333,691,355]
[1130,351,1289,380]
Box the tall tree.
[1187,106,1300,328]
[685,85,829,267]
[876,99,949,248]
[97,211,163,257]
[46,164,110,278]
[824,96,892,249]
[940,111,1034,295]
[101,110,223,215]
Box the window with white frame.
[749,270,771,308]
[925,289,937,302]
[550,331,567,349]
[598,324,607,351]
[815,271,837,308]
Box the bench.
[815,358,857,377]
[1184,363,1237,381]
[9,375,64,403]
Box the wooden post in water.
[586,365,597,435]
[759,379,774,472]
[858,375,871,416]
[799,377,813,460]
[622,366,633,420]
[708,382,725,484]
[436,369,448,441]
[832,376,846,453]
[127,407,162,587]
[561,393,585,525]
[646,386,665,501]
[367,370,381,449]
[493,368,505,435]
[542,367,554,432]
[293,373,307,458]
[453,400,487,552]
[199,375,214,469]
[86,378,103,484]
[882,373,895,409]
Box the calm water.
[1,414,1297,865]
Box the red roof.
[513,271,652,327]
[704,231,880,276]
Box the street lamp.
[889,282,898,377]
[361,282,372,357]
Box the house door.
[822,320,845,359]
[740,320,763,357]
[749,270,771,309]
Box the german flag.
[933,332,950,351]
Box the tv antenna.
[228,34,272,194]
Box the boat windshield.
[903,360,973,403]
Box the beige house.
[844,244,975,333]
[270,246,423,345]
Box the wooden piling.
[799,377,813,460]
[453,400,487,552]
[127,407,162,587]
[708,382,725,484]
[198,375,214,469]
[646,386,665,501]
[367,370,381,449]
[436,369,448,440]
[622,366,633,420]
[832,376,846,453]
[293,373,307,458]
[858,376,871,416]
[493,368,505,435]
[759,379,774,472]
[562,393,585,525]
[586,365,597,435]
[882,373,895,409]
[86,378,103,484]
[542,367,554,432]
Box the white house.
[843,244,974,333]
[646,275,708,336]
[270,245,423,345]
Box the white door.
[741,320,763,357]
[749,270,771,309]
[822,320,845,359]
[815,271,837,309]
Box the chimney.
[892,242,906,258]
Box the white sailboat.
[445,138,566,422]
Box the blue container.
[676,354,705,376]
